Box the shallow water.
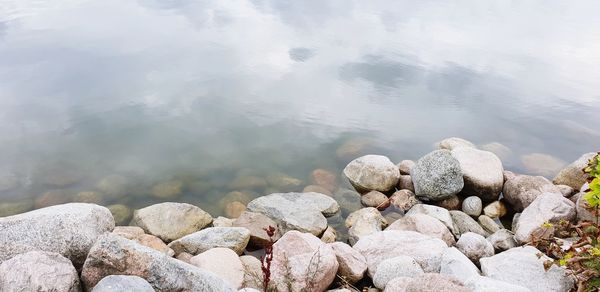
[0,1,599,219]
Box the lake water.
[0,1,599,221]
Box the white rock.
[329,242,367,284]
[514,192,576,244]
[352,230,448,277]
[438,137,476,150]
[168,227,250,255]
[190,248,245,289]
[0,251,80,292]
[480,246,574,292]
[92,275,153,292]
[462,196,483,217]
[439,247,480,283]
[387,213,455,246]
[464,275,532,292]
[451,147,504,201]
[456,232,494,265]
[345,207,386,245]
[406,204,457,236]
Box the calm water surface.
[0,1,599,220]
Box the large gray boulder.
[439,247,480,283]
[168,227,250,255]
[412,150,464,201]
[480,246,574,292]
[553,152,596,190]
[343,155,400,192]
[514,192,576,244]
[386,214,455,246]
[503,175,562,212]
[0,203,114,266]
[246,192,339,236]
[81,233,236,291]
[0,251,80,292]
[92,275,153,292]
[352,230,448,277]
[131,202,212,242]
[451,148,504,201]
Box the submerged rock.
[246,192,339,236]
[462,196,483,217]
[168,227,250,255]
[480,246,574,292]
[451,147,504,201]
[81,234,235,291]
[131,202,212,242]
[0,203,114,267]
[521,153,566,178]
[310,169,338,192]
[343,155,400,192]
[0,251,80,292]
[412,150,464,201]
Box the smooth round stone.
[131,202,212,242]
[345,207,387,245]
[456,232,494,264]
[503,174,562,212]
[387,213,455,246]
[462,196,482,217]
[152,180,183,199]
[107,204,133,225]
[361,191,390,210]
[411,150,464,201]
[553,152,596,190]
[478,215,503,234]
[486,229,517,252]
[343,155,400,193]
[482,201,507,218]
[189,248,244,289]
[451,147,504,202]
[373,256,424,289]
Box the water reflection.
[0,0,598,219]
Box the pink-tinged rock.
[514,192,576,244]
[311,169,338,192]
[81,234,235,291]
[386,214,455,246]
[352,230,448,277]
[384,273,470,292]
[270,231,338,292]
[0,251,80,292]
[112,226,145,240]
[329,242,367,284]
[190,248,244,289]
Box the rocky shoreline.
[0,137,595,292]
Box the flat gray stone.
[168,227,250,255]
[464,275,532,292]
[514,192,575,244]
[246,192,339,236]
[131,202,212,242]
[343,155,400,192]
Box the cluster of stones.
[0,137,594,292]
